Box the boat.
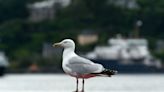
[84,35,164,73]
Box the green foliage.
[0,0,27,22]
[137,0,164,38]
[0,0,164,70]
[154,51,164,63]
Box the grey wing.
[69,56,94,64]
[67,56,104,74]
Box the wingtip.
[103,69,118,76]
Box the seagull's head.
[53,39,75,49]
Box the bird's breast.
[62,64,78,77]
[62,64,71,74]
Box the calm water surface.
[0,74,163,92]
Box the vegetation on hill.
[0,0,164,71]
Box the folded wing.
[67,56,104,74]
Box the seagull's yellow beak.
[52,43,62,47]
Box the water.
[0,74,164,92]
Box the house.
[27,0,71,22]
[109,0,139,9]
[77,30,98,46]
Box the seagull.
[53,39,117,92]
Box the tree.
[137,0,164,38]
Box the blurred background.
[0,0,164,91]
[0,0,164,74]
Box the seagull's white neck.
[62,47,77,73]
[63,47,76,62]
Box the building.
[77,31,98,46]
[27,0,71,22]
[109,0,139,9]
